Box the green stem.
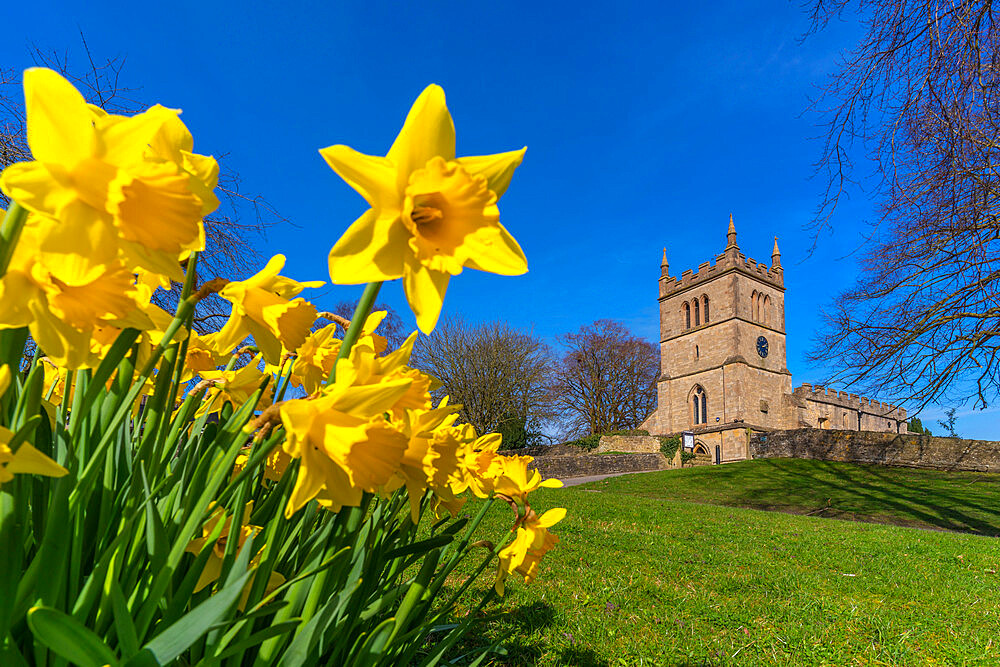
[325,281,382,386]
[0,202,29,276]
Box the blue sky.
[3,1,995,438]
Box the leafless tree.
[551,320,658,436]
[0,37,284,331]
[806,0,1000,410]
[411,317,556,448]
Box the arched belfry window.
[703,296,710,323]
[693,299,700,326]
[691,385,708,425]
[751,290,758,321]
[763,295,771,325]
[683,302,691,329]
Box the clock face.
[756,336,769,358]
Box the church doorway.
[692,442,708,455]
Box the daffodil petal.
[537,507,567,528]
[462,224,528,276]
[0,161,78,218]
[0,271,38,329]
[320,144,398,209]
[331,376,415,416]
[328,209,409,283]
[539,478,564,489]
[99,105,180,166]
[456,147,526,199]
[5,443,67,477]
[402,259,449,335]
[23,68,95,165]
[387,85,456,191]
[29,301,95,370]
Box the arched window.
[683,302,690,329]
[694,345,700,360]
[751,290,758,320]
[691,385,708,425]
[763,295,771,325]
[703,296,710,323]
[694,299,700,326]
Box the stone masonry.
[642,215,908,464]
[750,428,1000,472]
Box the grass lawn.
[589,458,1000,535]
[450,460,1000,665]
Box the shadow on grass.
[750,458,1000,536]
[447,600,561,665]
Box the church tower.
[644,216,792,462]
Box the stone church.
[641,216,909,464]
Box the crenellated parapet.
[659,249,783,299]
[792,383,907,419]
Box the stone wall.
[750,428,1000,472]
[594,435,661,454]
[529,453,670,480]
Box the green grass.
[590,458,1000,536]
[447,460,1000,665]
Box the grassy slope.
[450,460,1000,666]
[588,458,1000,535]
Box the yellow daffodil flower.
[494,507,566,595]
[321,85,528,333]
[341,331,436,418]
[492,454,563,501]
[184,332,227,375]
[216,255,323,365]
[197,357,274,417]
[0,427,68,486]
[185,503,285,608]
[460,432,506,499]
[0,215,152,369]
[279,370,413,517]
[0,68,218,284]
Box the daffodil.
[0,214,152,369]
[184,332,227,375]
[279,370,413,517]
[0,68,218,284]
[491,454,563,501]
[215,255,323,365]
[460,432,506,498]
[185,503,284,608]
[0,427,68,486]
[197,357,274,417]
[321,85,528,333]
[388,400,464,523]
[494,507,566,595]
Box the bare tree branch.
[807,0,1000,411]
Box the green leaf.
[214,620,302,661]
[108,577,141,658]
[27,605,120,667]
[135,568,253,665]
[356,618,396,667]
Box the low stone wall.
[750,428,1000,472]
[594,435,661,454]
[529,453,668,480]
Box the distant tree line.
[410,317,658,449]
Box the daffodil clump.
[0,68,564,666]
